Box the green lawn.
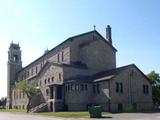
[39,112,89,118]
[0,109,111,118]
[39,112,111,118]
[0,109,26,113]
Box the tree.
[16,80,40,112]
[147,71,160,85]
[147,71,160,106]
[0,97,6,109]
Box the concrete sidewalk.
[0,112,160,120]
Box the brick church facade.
[6,25,153,112]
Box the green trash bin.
[88,106,102,118]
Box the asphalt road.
[0,112,160,120]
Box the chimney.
[106,25,112,44]
[44,48,49,54]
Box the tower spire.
[6,42,22,109]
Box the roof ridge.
[18,30,116,73]
[18,30,95,73]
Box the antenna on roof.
[93,25,96,31]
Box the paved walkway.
[0,112,160,120]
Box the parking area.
[0,112,160,120]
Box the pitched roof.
[18,30,117,73]
[93,75,114,82]
[65,64,151,83]
[26,61,88,80]
[93,64,151,83]
[64,65,132,83]
[93,64,134,79]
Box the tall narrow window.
[75,84,79,91]
[116,82,123,93]
[81,84,84,91]
[71,84,75,91]
[116,82,119,92]
[97,84,100,94]
[59,73,62,81]
[93,84,100,94]
[35,66,38,73]
[85,84,88,91]
[61,51,64,62]
[57,53,60,62]
[143,85,145,94]
[13,55,19,62]
[46,89,49,96]
[48,78,50,83]
[143,85,149,95]
[52,77,54,82]
[120,83,123,93]
[31,68,33,75]
[44,79,47,84]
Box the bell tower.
[6,42,22,108]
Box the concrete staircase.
[30,99,54,113]
[30,103,47,113]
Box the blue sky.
[0,0,160,98]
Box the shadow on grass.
[90,116,113,119]
[101,116,113,119]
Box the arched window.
[44,79,47,84]
[46,89,49,96]
[13,54,19,62]
[48,78,50,83]
[35,66,38,73]
[59,73,62,81]
[57,53,60,62]
[52,77,54,82]
[61,51,64,62]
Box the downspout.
[129,70,133,105]
[108,80,111,112]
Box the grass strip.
[0,109,26,113]
[39,111,111,118]
[39,112,89,118]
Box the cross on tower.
[93,25,96,30]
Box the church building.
[6,25,153,112]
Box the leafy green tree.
[147,71,160,106]
[0,97,6,108]
[147,71,160,85]
[16,80,40,112]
